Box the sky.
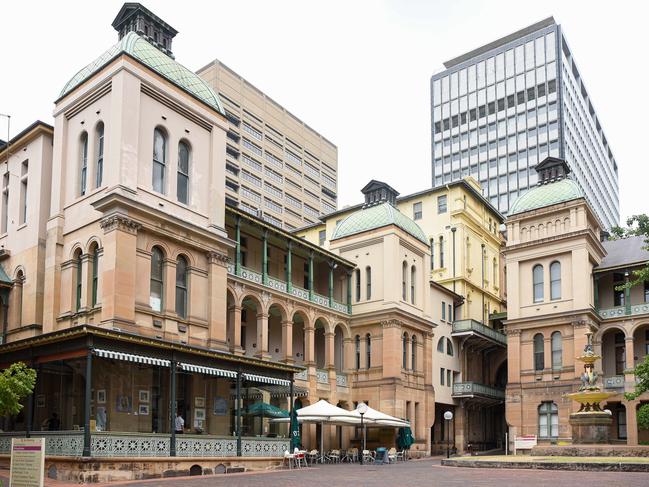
[2,0,648,223]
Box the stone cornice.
[207,251,230,267]
[100,215,142,235]
[381,319,404,329]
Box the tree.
[610,214,649,288]
[0,362,36,417]
[626,354,649,429]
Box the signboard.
[514,435,537,453]
[9,437,45,487]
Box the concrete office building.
[197,61,338,230]
[430,17,619,229]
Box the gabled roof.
[58,32,225,115]
[331,202,428,244]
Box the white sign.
[10,437,45,487]
[514,435,537,451]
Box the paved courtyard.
[110,458,649,487]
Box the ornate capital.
[260,291,272,307]
[505,328,521,337]
[100,215,141,235]
[381,319,403,329]
[207,251,230,267]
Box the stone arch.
[170,248,198,268]
[595,323,629,341]
[84,236,102,253]
[145,239,172,258]
[226,288,237,351]
[189,464,202,476]
[13,265,26,281]
[598,325,629,377]
[313,317,329,369]
[291,309,308,365]
[268,302,288,361]
[629,320,649,338]
[313,315,332,334]
[241,293,263,356]
[68,243,84,260]
[333,323,346,372]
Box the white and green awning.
[243,373,291,386]
[94,348,171,367]
[179,363,237,378]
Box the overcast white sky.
[2,0,648,223]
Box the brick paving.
[108,458,649,487]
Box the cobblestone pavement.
[109,458,649,487]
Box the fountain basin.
[565,391,617,411]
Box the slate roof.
[598,235,649,271]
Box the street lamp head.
[357,402,368,415]
[443,411,453,421]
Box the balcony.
[452,319,507,349]
[452,382,505,403]
[598,304,649,320]
[227,263,351,315]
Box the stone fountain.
[565,332,616,444]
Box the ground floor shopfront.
[0,325,301,481]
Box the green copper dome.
[331,202,428,244]
[59,32,225,115]
[509,178,583,215]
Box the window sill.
[16,223,27,231]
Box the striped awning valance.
[179,363,237,378]
[94,348,170,367]
[243,373,291,386]
[231,385,308,400]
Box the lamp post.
[357,402,368,464]
[443,410,453,459]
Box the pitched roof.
[59,32,224,115]
[597,235,649,271]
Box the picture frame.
[36,394,45,408]
[194,397,205,408]
[194,408,206,421]
[116,395,132,413]
[139,390,150,403]
[213,397,227,416]
[97,389,106,404]
[138,404,149,416]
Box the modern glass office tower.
[430,18,619,228]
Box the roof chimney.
[112,3,178,58]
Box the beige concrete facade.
[197,60,338,230]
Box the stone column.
[282,319,293,364]
[625,336,635,371]
[207,251,229,349]
[163,258,176,316]
[99,215,140,326]
[304,325,315,366]
[262,230,269,285]
[625,399,639,446]
[454,403,466,454]
[228,304,243,354]
[324,331,335,370]
[286,242,293,293]
[255,312,270,359]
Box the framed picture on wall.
[194,397,205,408]
[36,394,45,408]
[97,390,106,404]
[139,390,150,403]
[138,404,149,416]
[194,408,206,421]
[213,397,227,416]
[116,395,131,413]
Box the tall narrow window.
[402,261,408,301]
[430,239,435,270]
[550,261,561,300]
[355,268,361,302]
[175,255,188,319]
[365,266,371,300]
[410,266,416,304]
[152,128,166,194]
[1,172,8,234]
[75,250,82,311]
[402,333,408,369]
[19,160,28,225]
[91,245,99,306]
[533,264,544,303]
[150,247,164,312]
[492,258,498,287]
[437,337,445,352]
[95,122,104,188]
[446,339,454,356]
[15,270,24,326]
[538,402,558,438]
[177,141,190,204]
[80,132,88,195]
[366,333,371,369]
[439,236,445,268]
[551,331,562,371]
[534,333,545,371]
[411,335,417,370]
[441,301,446,320]
[355,335,361,370]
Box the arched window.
[439,236,445,268]
[365,333,371,369]
[152,128,167,194]
[150,247,164,312]
[355,335,361,370]
[538,402,558,438]
[437,337,445,352]
[175,255,189,319]
[533,333,544,371]
[402,261,408,301]
[365,266,372,300]
[533,264,544,303]
[402,332,408,369]
[95,122,104,188]
[430,239,435,270]
[550,261,561,300]
[75,249,83,311]
[551,331,562,370]
[410,265,416,304]
[91,244,99,307]
[15,270,24,326]
[446,338,454,356]
[80,132,88,196]
[355,268,361,302]
[411,335,417,370]
[177,141,190,204]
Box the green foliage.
[638,404,649,431]
[0,362,36,417]
[626,354,649,403]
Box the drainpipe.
[451,228,457,293]
[481,243,486,325]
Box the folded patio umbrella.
[245,402,289,418]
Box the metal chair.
[362,449,375,463]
